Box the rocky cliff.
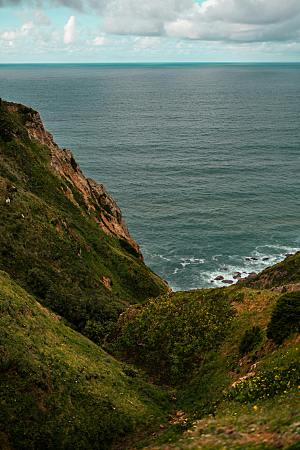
[3,101,141,257]
[0,100,167,344]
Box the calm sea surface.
[1,63,300,290]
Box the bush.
[239,326,263,356]
[114,290,233,384]
[267,292,300,345]
[27,267,52,299]
[83,319,117,345]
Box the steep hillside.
[114,285,300,449]
[0,271,170,450]
[0,100,167,342]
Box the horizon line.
[0,61,300,65]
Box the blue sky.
[0,0,300,63]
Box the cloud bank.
[102,0,300,43]
[1,0,300,50]
[164,0,300,43]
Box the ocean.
[1,63,299,291]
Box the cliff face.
[0,100,167,344]
[5,102,141,257]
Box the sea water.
[1,63,299,290]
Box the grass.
[0,100,299,450]
[0,271,171,450]
[0,100,167,344]
[148,389,300,449]
[113,285,300,449]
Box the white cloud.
[91,35,107,46]
[1,0,300,51]
[63,15,76,44]
[104,0,194,35]
[134,36,161,50]
[1,21,33,44]
[33,10,51,26]
[91,0,300,44]
[164,0,300,43]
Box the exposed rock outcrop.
[8,102,142,258]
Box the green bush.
[114,290,233,384]
[267,292,300,345]
[239,326,263,356]
[83,319,117,345]
[27,267,52,299]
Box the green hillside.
[114,287,300,449]
[0,100,299,450]
[0,100,167,344]
[0,271,170,450]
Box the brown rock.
[18,103,143,259]
[101,276,112,290]
[222,279,234,284]
[233,272,242,279]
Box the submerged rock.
[222,279,234,284]
[233,272,241,279]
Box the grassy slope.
[0,271,170,450]
[242,252,300,289]
[1,100,299,450]
[0,101,167,342]
[115,287,300,449]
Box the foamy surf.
[143,244,299,291]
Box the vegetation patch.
[267,292,300,345]
[113,289,233,384]
[0,271,170,450]
[239,326,263,356]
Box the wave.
[144,243,300,291]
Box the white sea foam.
[201,245,300,289]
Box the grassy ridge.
[0,271,170,450]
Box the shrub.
[114,290,233,384]
[267,292,300,345]
[239,326,263,356]
[27,267,52,299]
[83,320,117,345]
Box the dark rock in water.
[251,257,258,261]
[262,257,270,261]
[210,280,215,283]
[233,272,241,279]
[222,279,234,284]
[215,275,224,281]
[285,253,293,258]
[245,257,252,261]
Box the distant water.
[1,63,300,291]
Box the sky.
[0,0,300,63]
